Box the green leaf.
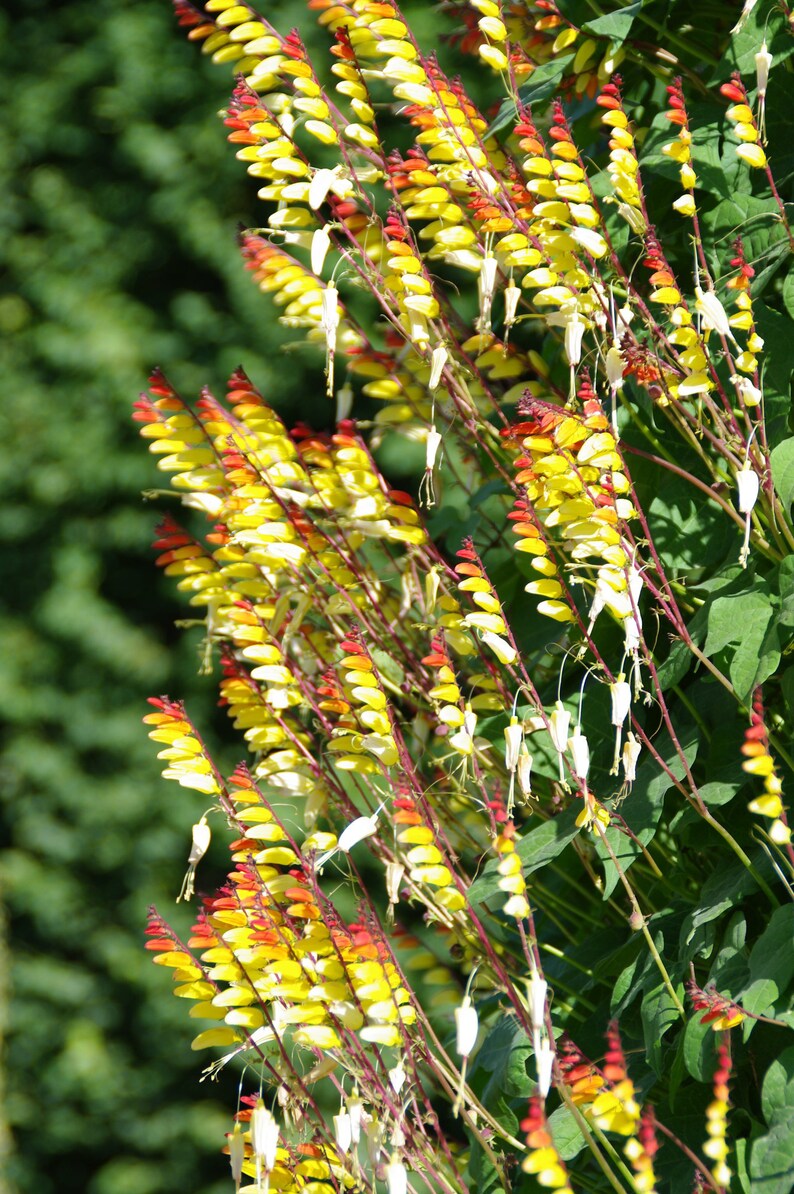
[771,438,794,517]
[761,1046,794,1126]
[581,0,642,41]
[547,1103,587,1162]
[704,589,776,702]
[703,195,789,299]
[488,55,575,136]
[682,1012,719,1082]
[471,1016,534,1135]
[468,807,580,905]
[740,906,794,1028]
[749,1119,794,1193]
[641,980,682,1075]
[594,733,697,898]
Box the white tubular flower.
[731,374,763,408]
[536,1042,555,1098]
[504,716,523,772]
[251,1102,279,1171]
[478,255,498,331]
[386,860,405,908]
[568,724,590,783]
[385,1158,408,1194]
[622,731,641,788]
[617,202,647,234]
[695,286,736,343]
[314,811,380,870]
[737,462,760,514]
[610,675,632,774]
[309,167,336,210]
[549,701,571,783]
[756,39,772,139]
[228,1123,245,1192]
[564,310,586,368]
[429,344,447,390]
[756,39,772,94]
[178,814,211,903]
[528,975,548,1034]
[336,382,353,423]
[737,461,760,568]
[388,1063,406,1095]
[310,226,331,275]
[421,425,443,508]
[334,1112,352,1154]
[517,743,533,797]
[504,281,521,340]
[348,1097,365,1145]
[606,344,625,392]
[480,630,518,665]
[455,995,479,1059]
[321,286,340,396]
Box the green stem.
[594,824,686,1019]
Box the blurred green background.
[0,2,447,1191]
[0,1,320,1191]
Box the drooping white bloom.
[251,1102,279,1171]
[478,255,498,331]
[536,1042,555,1098]
[334,1112,353,1154]
[731,374,763,408]
[610,675,632,774]
[178,814,212,903]
[385,1158,408,1194]
[429,344,447,390]
[388,1063,406,1095]
[549,701,571,783]
[622,731,641,787]
[568,724,591,783]
[310,226,331,275]
[321,286,340,396]
[229,1124,245,1192]
[517,743,533,797]
[737,461,761,568]
[528,975,548,1033]
[313,811,380,870]
[504,716,523,772]
[695,286,736,343]
[455,995,479,1059]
